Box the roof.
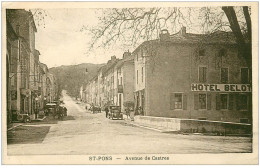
[7,20,18,40]
[133,30,238,54]
[116,55,134,69]
[102,59,120,76]
[28,10,37,32]
[168,30,237,44]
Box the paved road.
[7,91,252,155]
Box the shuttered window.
[228,94,234,110]
[241,68,249,84]
[199,49,205,57]
[240,94,248,110]
[221,68,228,83]
[207,93,211,110]
[199,67,207,82]
[170,93,187,110]
[142,67,144,83]
[174,93,182,109]
[198,94,206,109]
[216,94,234,110]
[220,94,228,109]
[194,93,210,110]
[136,70,138,84]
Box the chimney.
[159,29,170,41]
[123,51,131,59]
[111,56,116,61]
[181,27,186,36]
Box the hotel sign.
[191,84,251,92]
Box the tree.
[84,7,251,66]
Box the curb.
[7,124,23,131]
[32,116,46,122]
[124,119,166,133]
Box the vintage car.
[108,105,123,120]
[45,103,57,116]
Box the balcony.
[117,85,123,93]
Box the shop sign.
[191,84,251,92]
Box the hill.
[49,63,104,98]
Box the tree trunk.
[222,6,251,68]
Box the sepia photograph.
[2,1,258,165]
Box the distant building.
[133,27,252,124]
[116,52,135,112]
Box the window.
[199,49,205,57]
[142,67,144,83]
[241,68,249,84]
[240,118,249,123]
[120,77,122,85]
[240,94,248,110]
[198,94,206,109]
[221,68,228,83]
[11,77,15,86]
[220,94,228,109]
[174,93,182,109]
[170,93,185,110]
[137,70,138,84]
[16,25,20,35]
[199,67,207,82]
[219,49,227,57]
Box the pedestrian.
[125,107,130,119]
[105,106,109,118]
[58,106,64,120]
[63,107,67,116]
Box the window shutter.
[216,93,220,110]
[199,67,203,82]
[194,93,199,110]
[203,67,207,82]
[183,94,187,110]
[236,94,240,110]
[207,93,211,110]
[170,93,175,110]
[228,94,234,110]
[248,93,252,112]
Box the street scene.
[8,91,252,155]
[5,3,255,162]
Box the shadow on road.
[62,116,75,121]
[7,125,50,144]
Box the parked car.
[108,106,123,120]
[45,103,57,116]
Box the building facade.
[6,9,57,121]
[133,28,252,124]
[116,52,135,112]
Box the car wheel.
[24,117,31,123]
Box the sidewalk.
[7,123,23,131]
[123,115,252,136]
[123,114,169,133]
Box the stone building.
[116,52,135,112]
[6,19,19,123]
[133,27,252,124]
[7,9,35,120]
[7,9,58,122]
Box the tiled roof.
[168,30,237,44]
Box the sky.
[35,9,125,68]
[32,7,241,69]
